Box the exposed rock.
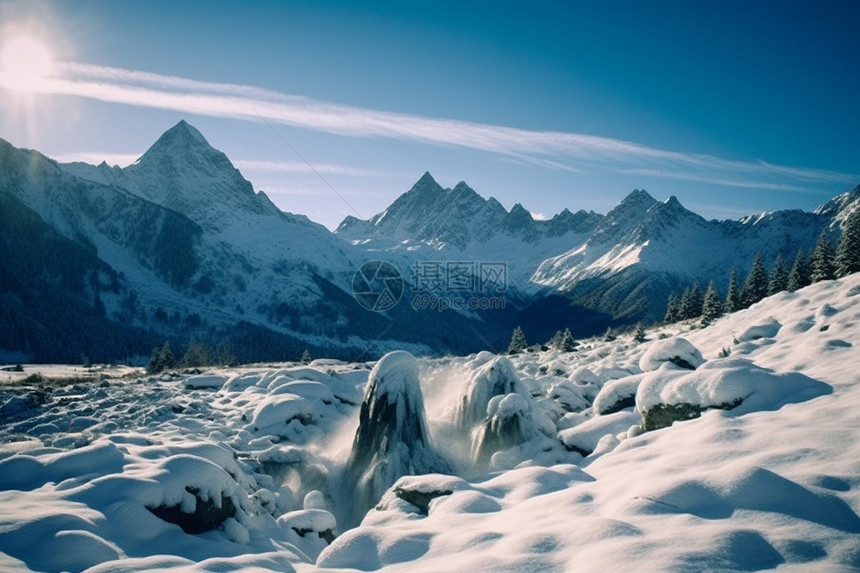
[393,486,454,516]
[641,399,743,432]
[147,487,236,534]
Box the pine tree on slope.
[786,247,810,292]
[724,269,742,313]
[836,207,860,278]
[664,292,681,323]
[701,281,723,325]
[633,323,647,343]
[559,328,577,352]
[680,283,703,319]
[810,231,836,283]
[768,253,787,296]
[741,253,768,308]
[508,326,528,354]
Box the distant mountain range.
[1,121,857,363]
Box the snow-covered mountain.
[336,171,602,292]
[1,125,393,362]
[0,125,528,362]
[532,190,836,321]
[343,176,858,324]
[2,121,858,363]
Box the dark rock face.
[291,526,336,544]
[642,399,743,432]
[598,394,637,416]
[147,487,236,534]
[393,486,454,516]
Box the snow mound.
[249,394,316,436]
[546,379,589,414]
[636,358,831,431]
[736,317,782,342]
[276,508,337,559]
[639,337,705,371]
[558,410,642,456]
[568,366,604,401]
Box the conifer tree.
[148,340,175,373]
[701,281,722,325]
[664,292,680,323]
[603,326,616,342]
[559,328,577,352]
[786,247,810,292]
[508,326,528,354]
[680,283,703,319]
[767,253,787,295]
[810,231,836,283]
[182,341,210,368]
[301,349,312,364]
[548,330,564,349]
[724,269,742,313]
[633,322,647,343]
[836,207,860,278]
[741,252,768,308]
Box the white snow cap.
[366,350,420,400]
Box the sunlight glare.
[0,34,55,92]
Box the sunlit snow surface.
[2,275,860,571]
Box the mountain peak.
[453,181,473,192]
[621,188,657,207]
[416,171,439,187]
[122,121,272,226]
[142,120,214,157]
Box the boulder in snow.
[636,358,831,432]
[593,374,644,415]
[639,337,705,372]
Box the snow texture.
[1,274,860,571]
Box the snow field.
[1,274,859,571]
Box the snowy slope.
[532,189,833,321]
[2,126,402,359]
[2,273,859,571]
[339,175,854,324]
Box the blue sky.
[0,0,857,229]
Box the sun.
[0,33,55,92]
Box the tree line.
[665,213,860,326]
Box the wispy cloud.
[9,61,858,192]
[232,159,387,177]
